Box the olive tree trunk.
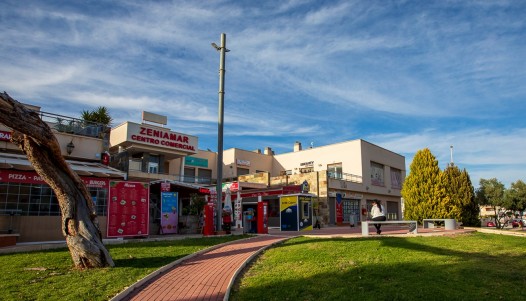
[0,92,114,269]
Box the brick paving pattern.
[121,235,288,301]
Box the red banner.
[336,193,343,224]
[107,181,149,238]
[0,169,109,188]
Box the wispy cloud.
[1,0,525,187]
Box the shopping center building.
[1,105,405,242]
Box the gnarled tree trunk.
[0,92,114,269]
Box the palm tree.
[81,106,112,126]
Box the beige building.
[184,140,405,227]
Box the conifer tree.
[442,165,478,225]
[401,148,444,222]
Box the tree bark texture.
[0,92,114,269]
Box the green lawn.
[230,233,526,301]
[1,233,524,301]
[0,236,244,301]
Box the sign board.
[107,181,149,238]
[185,156,208,167]
[161,192,178,234]
[0,170,109,188]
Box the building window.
[280,170,292,176]
[197,169,212,184]
[0,182,108,216]
[370,162,385,187]
[327,163,342,179]
[390,168,402,189]
[237,167,249,176]
[148,154,160,174]
[300,167,313,173]
[184,167,195,183]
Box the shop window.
[371,161,385,186]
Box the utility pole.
[212,33,229,232]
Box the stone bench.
[423,219,457,230]
[362,220,418,236]
[0,234,20,248]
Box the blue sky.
[1,0,525,187]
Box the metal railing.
[328,171,363,183]
[37,110,110,139]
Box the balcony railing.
[328,171,363,183]
[36,110,109,139]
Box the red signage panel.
[0,170,109,188]
[107,181,149,238]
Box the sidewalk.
[114,234,290,301]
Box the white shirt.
[371,205,385,218]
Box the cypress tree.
[442,165,477,225]
[401,148,443,223]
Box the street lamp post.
[212,33,229,232]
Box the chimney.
[254,149,262,154]
[294,141,302,152]
[264,147,272,155]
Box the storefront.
[0,166,125,242]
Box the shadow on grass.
[230,233,525,301]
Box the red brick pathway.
[117,235,288,301]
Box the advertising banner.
[336,193,343,224]
[161,192,178,234]
[280,195,298,231]
[107,181,149,238]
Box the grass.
[230,233,526,301]
[0,235,245,301]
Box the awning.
[150,179,206,191]
[0,153,126,178]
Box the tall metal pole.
[213,33,229,232]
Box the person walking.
[371,200,386,235]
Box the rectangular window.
[390,168,402,189]
[327,163,343,179]
[237,167,250,176]
[370,162,385,186]
[197,169,212,184]
[300,167,313,173]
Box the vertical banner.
[161,192,178,234]
[336,193,343,224]
[107,181,149,238]
[234,191,242,228]
[280,195,298,231]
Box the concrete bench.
[423,219,456,230]
[362,220,418,236]
[0,234,20,248]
